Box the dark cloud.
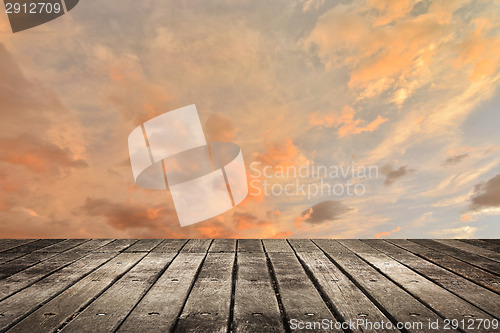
[442,154,469,166]
[381,164,416,185]
[470,174,500,210]
[301,200,352,224]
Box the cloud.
[374,226,401,239]
[432,226,479,239]
[381,164,416,185]
[0,134,87,175]
[309,105,388,138]
[295,200,352,228]
[470,174,500,210]
[255,138,308,168]
[442,153,469,166]
[204,113,238,142]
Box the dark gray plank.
[237,239,263,253]
[59,252,175,332]
[123,239,163,252]
[181,239,212,253]
[233,252,284,333]
[411,239,500,275]
[291,240,398,333]
[8,252,145,333]
[0,253,28,266]
[483,239,500,246]
[314,240,454,333]
[0,240,116,301]
[34,239,88,253]
[0,252,58,279]
[64,239,115,255]
[151,239,187,253]
[435,239,500,262]
[175,252,235,333]
[363,240,500,319]
[0,240,35,253]
[287,239,322,253]
[262,239,293,253]
[340,240,497,333]
[0,252,116,331]
[96,239,138,252]
[460,239,500,253]
[267,252,341,332]
[1,239,64,253]
[117,253,206,332]
[209,239,236,252]
[388,239,500,294]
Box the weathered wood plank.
[434,239,500,262]
[233,252,284,333]
[267,252,341,332]
[237,239,263,253]
[1,239,63,253]
[209,239,236,252]
[96,239,138,252]
[363,240,500,319]
[388,239,500,294]
[314,239,454,333]
[483,239,500,246]
[340,240,497,333]
[287,239,322,253]
[262,239,293,253]
[123,239,163,252]
[34,239,87,253]
[411,239,500,275]
[0,252,117,331]
[460,239,500,253]
[0,239,116,301]
[117,252,206,332]
[174,252,235,333]
[151,239,187,253]
[64,239,115,254]
[59,252,175,332]
[181,239,212,253]
[0,252,58,280]
[291,241,398,333]
[8,252,145,333]
[0,240,36,253]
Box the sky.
[0,0,499,239]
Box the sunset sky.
[0,0,499,239]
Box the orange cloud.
[374,226,401,239]
[271,231,292,239]
[309,106,388,138]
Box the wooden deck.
[0,239,498,332]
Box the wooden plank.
[340,240,497,332]
[1,239,64,253]
[314,239,454,333]
[0,252,58,279]
[483,239,500,246]
[0,252,28,266]
[65,239,115,254]
[0,252,117,331]
[363,240,500,319]
[388,239,500,294]
[8,252,145,333]
[460,239,500,253]
[291,241,398,333]
[434,239,500,262]
[267,252,341,332]
[174,252,235,333]
[262,239,293,253]
[287,239,322,253]
[95,239,138,252]
[237,239,263,253]
[209,239,236,253]
[34,239,88,253]
[152,239,188,253]
[233,252,284,333]
[0,240,35,253]
[0,239,116,301]
[123,239,163,252]
[181,239,212,253]
[117,252,206,332]
[411,239,500,275]
[59,252,175,332]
